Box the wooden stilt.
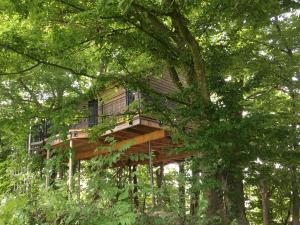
[156,163,164,206]
[26,128,32,193]
[148,141,155,206]
[28,128,31,154]
[132,165,139,209]
[128,161,133,202]
[77,160,81,201]
[45,149,50,188]
[68,140,74,199]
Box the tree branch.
[165,1,210,104]
[126,19,178,59]
[0,62,41,76]
[167,65,183,90]
[274,17,293,57]
[0,43,96,79]
[18,79,42,107]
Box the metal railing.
[72,92,141,129]
[30,92,142,143]
[30,120,51,143]
[29,90,179,145]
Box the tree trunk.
[291,166,299,225]
[205,169,228,225]
[223,168,249,225]
[260,179,270,225]
[178,162,186,225]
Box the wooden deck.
[45,116,194,166]
[30,77,194,166]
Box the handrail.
[31,92,142,143]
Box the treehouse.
[29,75,193,168]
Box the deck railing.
[30,120,51,143]
[71,91,141,129]
[30,91,141,143]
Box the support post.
[132,165,139,209]
[128,161,133,202]
[77,160,81,201]
[156,163,164,206]
[148,141,155,206]
[26,127,32,193]
[45,149,50,188]
[28,127,32,154]
[68,140,74,199]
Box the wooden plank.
[75,129,166,160]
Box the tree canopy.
[0,1,299,225]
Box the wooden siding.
[148,73,179,94]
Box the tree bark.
[205,188,225,224]
[260,179,270,225]
[223,168,249,225]
[205,169,228,225]
[291,166,299,225]
[164,0,210,104]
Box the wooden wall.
[148,73,179,95]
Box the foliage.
[0,0,299,225]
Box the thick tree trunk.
[205,169,228,225]
[205,188,227,225]
[260,179,270,225]
[223,168,249,225]
[178,162,186,225]
[291,166,300,225]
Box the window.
[88,99,98,127]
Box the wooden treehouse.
[29,75,193,184]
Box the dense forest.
[0,1,300,225]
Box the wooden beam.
[75,130,166,160]
[112,151,196,167]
